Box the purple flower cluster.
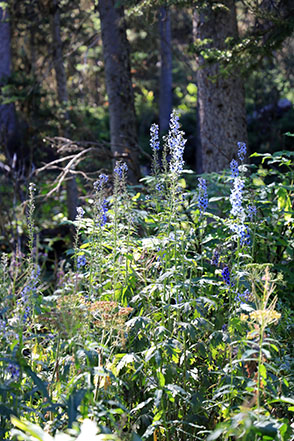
[19,266,40,323]
[23,305,31,323]
[94,174,109,227]
[155,183,163,192]
[100,199,108,226]
[237,142,247,162]
[168,111,186,175]
[221,266,231,286]
[230,159,239,178]
[114,162,128,179]
[248,204,257,220]
[7,363,20,380]
[230,178,245,218]
[150,123,160,151]
[77,255,86,269]
[211,249,220,266]
[198,178,208,214]
[76,207,85,218]
[94,174,109,191]
[229,147,252,246]
[0,319,7,337]
[239,225,251,246]
[235,289,250,304]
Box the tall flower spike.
[94,173,108,191]
[150,123,160,152]
[211,249,220,266]
[230,159,239,178]
[94,174,109,227]
[237,142,247,162]
[114,161,128,179]
[76,207,85,219]
[221,266,231,286]
[248,204,257,220]
[150,123,160,176]
[198,178,208,214]
[168,110,186,175]
[230,177,245,218]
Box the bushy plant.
[0,113,293,441]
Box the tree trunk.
[50,0,78,221]
[0,0,19,163]
[98,0,140,183]
[193,1,248,173]
[159,6,172,135]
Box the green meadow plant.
[0,117,293,441]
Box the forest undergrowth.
[0,111,294,441]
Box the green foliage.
[0,121,293,440]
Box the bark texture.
[98,0,140,183]
[0,0,19,162]
[50,0,78,221]
[159,6,172,135]
[193,1,248,173]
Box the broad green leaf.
[23,366,50,400]
[157,371,165,388]
[259,364,267,379]
[277,187,292,221]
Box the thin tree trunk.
[159,6,172,135]
[98,0,140,183]
[0,0,19,164]
[50,0,78,221]
[193,1,248,173]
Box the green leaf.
[207,427,225,440]
[259,364,267,379]
[23,366,50,400]
[130,397,153,414]
[0,404,15,417]
[67,389,87,428]
[157,371,165,388]
[277,187,292,221]
[154,389,162,408]
[11,417,53,441]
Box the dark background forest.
[0,0,294,247]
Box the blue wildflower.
[94,174,109,191]
[168,110,186,175]
[211,249,220,266]
[155,183,163,192]
[23,305,31,323]
[230,177,245,218]
[235,289,250,304]
[230,222,251,246]
[237,142,247,162]
[240,225,251,246]
[221,266,231,286]
[198,177,208,214]
[248,204,257,220]
[101,200,108,225]
[230,159,239,178]
[76,207,85,218]
[157,247,166,262]
[150,124,160,151]
[77,255,86,269]
[19,265,40,323]
[93,175,108,226]
[114,162,128,179]
[7,363,20,380]
[0,319,7,337]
